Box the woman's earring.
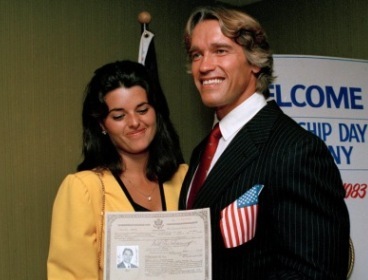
[102,130,107,135]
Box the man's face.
[189,20,260,119]
[123,250,133,263]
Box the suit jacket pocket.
[219,184,264,248]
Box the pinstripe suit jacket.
[179,101,350,280]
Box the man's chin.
[201,100,218,108]
[200,95,221,108]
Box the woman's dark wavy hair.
[77,60,184,183]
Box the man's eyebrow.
[189,42,233,53]
[188,45,199,54]
[210,42,233,49]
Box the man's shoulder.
[254,100,324,145]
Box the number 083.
[344,183,367,199]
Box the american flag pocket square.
[220,184,264,248]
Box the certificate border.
[104,209,211,280]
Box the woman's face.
[101,85,157,156]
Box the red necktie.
[187,123,222,209]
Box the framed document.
[104,208,211,280]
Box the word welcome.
[270,84,364,109]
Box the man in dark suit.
[117,248,138,269]
[179,5,350,279]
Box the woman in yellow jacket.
[47,60,188,280]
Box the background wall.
[0,0,366,279]
[244,0,368,59]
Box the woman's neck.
[121,152,149,176]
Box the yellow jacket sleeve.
[164,164,188,211]
[47,173,101,280]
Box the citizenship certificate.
[103,208,211,280]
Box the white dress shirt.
[210,92,267,171]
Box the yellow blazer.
[47,164,188,280]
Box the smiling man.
[179,5,350,280]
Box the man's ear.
[251,65,261,74]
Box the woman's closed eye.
[137,107,149,115]
[112,114,125,120]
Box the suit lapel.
[191,101,283,208]
[179,137,207,208]
[192,125,258,207]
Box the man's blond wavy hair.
[184,6,275,97]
